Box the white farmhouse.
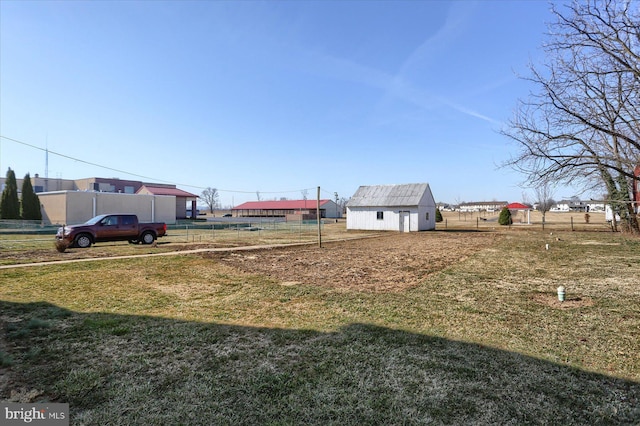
[346,183,436,232]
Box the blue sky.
[1,0,566,207]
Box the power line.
[1,135,179,184]
[1,135,324,195]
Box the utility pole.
[317,186,321,248]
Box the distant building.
[551,200,590,212]
[232,199,341,219]
[458,201,508,212]
[346,183,436,232]
[546,199,605,213]
[137,185,198,220]
[507,202,532,224]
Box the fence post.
[571,216,574,231]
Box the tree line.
[0,168,42,221]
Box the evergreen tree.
[21,173,42,221]
[435,208,443,222]
[498,207,512,226]
[0,168,20,219]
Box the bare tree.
[534,182,556,226]
[502,0,640,233]
[338,197,350,216]
[200,187,219,214]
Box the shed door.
[399,211,410,232]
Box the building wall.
[39,192,68,225]
[38,191,177,225]
[1,176,77,193]
[74,178,145,193]
[31,177,77,192]
[322,200,341,218]
[175,197,187,219]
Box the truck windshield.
[85,215,108,225]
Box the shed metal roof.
[347,183,432,207]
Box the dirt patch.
[0,242,240,266]
[575,241,621,246]
[201,231,500,292]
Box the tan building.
[38,191,177,225]
[1,175,197,225]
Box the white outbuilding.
[346,183,436,232]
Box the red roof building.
[137,185,199,219]
[507,202,531,224]
[232,199,341,218]
[506,202,531,210]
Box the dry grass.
[1,226,639,424]
[439,209,613,232]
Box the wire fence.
[0,218,325,249]
[166,218,324,244]
[438,211,617,232]
[0,211,623,250]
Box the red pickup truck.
[56,214,167,249]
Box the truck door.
[119,215,138,239]
[95,215,119,240]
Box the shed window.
[376,211,384,220]
[426,212,430,221]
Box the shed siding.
[347,206,435,231]
[347,207,411,231]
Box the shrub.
[498,207,512,225]
[0,168,20,219]
[435,208,443,222]
[21,173,42,221]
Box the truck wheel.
[141,231,156,245]
[74,233,92,248]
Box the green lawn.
[1,230,639,424]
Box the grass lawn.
[1,227,639,424]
